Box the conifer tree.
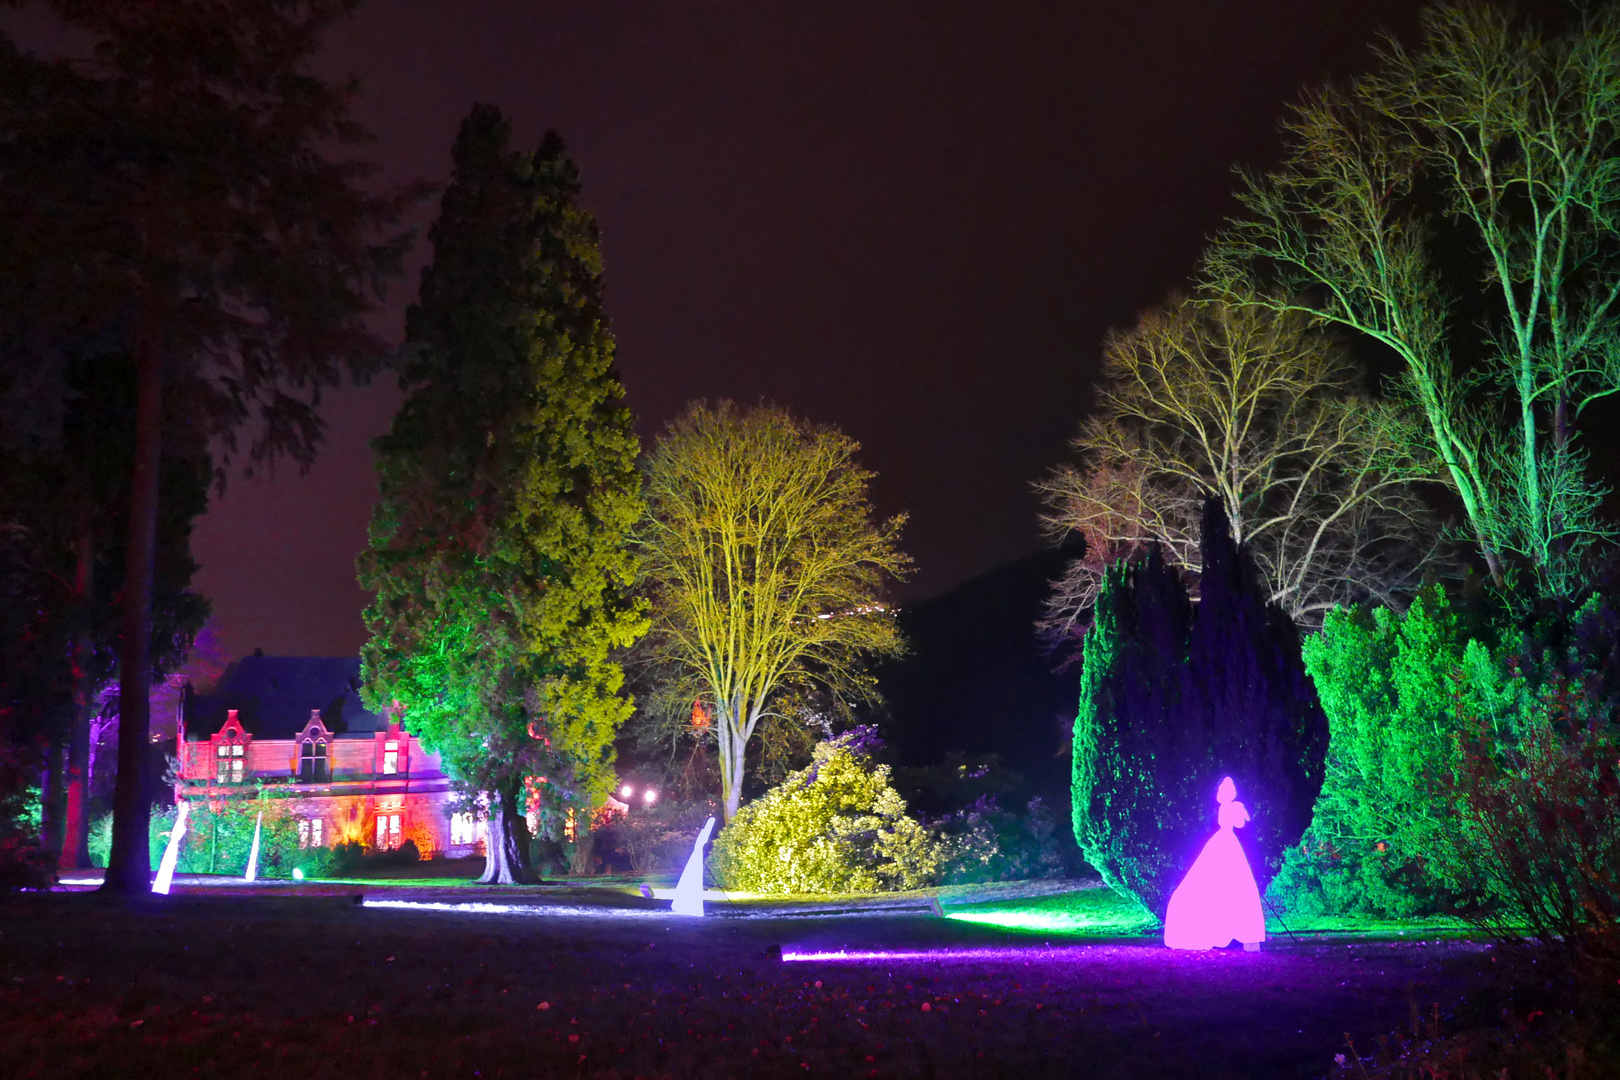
[1072,500,1327,917]
[360,106,645,884]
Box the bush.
[1285,586,1501,917]
[1283,586,1620,919]
[933,796,1068,885]
[711,732,941,894]
[1073,501,1326,917]
[601,797,721,876]
[0,749,52,890]
[1440,685,1620,974]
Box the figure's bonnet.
[1216,776,1237,804]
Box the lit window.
[311,818,323,847]
[376,813,400,849]
[217,741,246,783]
[297,820,310,849]
[450,812,477,846]
[299,818,323,849]
[382,741,399,775]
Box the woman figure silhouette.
[1163,776,1265,951]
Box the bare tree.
[1038,297,1440,643]
[639,402,909,822]
[1205,4,1620,597]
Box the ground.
[0,873,1501,1080]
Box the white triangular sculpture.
[671,816,716,917]
[244,811,263,882]
[152,802,189,895]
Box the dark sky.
[15,1,1437,660]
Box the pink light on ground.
[1163,776,1265,951]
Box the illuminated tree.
[1,2,409,895]
[360,106,645,884]
[1039,296,1439,641]
[1072,500,1326,917]
[640,402,909,822]
[1205,4,1620,597]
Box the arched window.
[298,739,329,782]
[216,740,246,783]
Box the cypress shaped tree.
[1072,544,1206,915]
[1189,499,1328,884]
[360,106,645,884]
[1071,500,1327,917]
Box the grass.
[942,883,1479,942]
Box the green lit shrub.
[1073,501,1327,917]
[711,732,941,894]
[0,749,52,889]
[933,795,1068,885]
[1278,587,1490,916]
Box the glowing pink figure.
[1163,776,1265,951]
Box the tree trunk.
[477,784,535,884]
[718,714,747,823]
[102,338,163,896]
[39,741,65,861]
[61,523,95,869]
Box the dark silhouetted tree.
[1,2,411,894]
[1072,500,1327,917]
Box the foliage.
[1205,4,1620,598]
[360,106,645,883]
[598,795,722,876]
[640,401,910,821]
[1331,998,1619,1080]
[1284,586,1497,917]
[1439,685,1620,977]
[2,0,413,892]
[1039,295,1440,641]
[711,733,940,894]
[932,796,1068,886]
[0,747,52,889]
[1072,500,1327,917]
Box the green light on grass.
[946,906,1155,936]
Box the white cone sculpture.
[244,811,263,882]
[152,802,189,895]
[671,816,716,917]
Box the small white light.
[292,868,304,881]
[644,789,657,805]
[620,784,634,798]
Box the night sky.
[15,1,1440,660]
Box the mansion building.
[177,654,482,858]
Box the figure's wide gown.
[1163,799,1265,950]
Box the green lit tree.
[1,2,409,895]
[1206,4,1620,598]
[640,402,910,823]
[360,106,645,884]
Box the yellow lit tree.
[639,403,909,822]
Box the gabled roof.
[184,656,386,740]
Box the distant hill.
[873,546,1080,800]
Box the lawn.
[0,877,1510,1080]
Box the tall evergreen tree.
[360,106,645,884]
[1072,500,1327,917]
[2,2,410,895]
[1189,499,1328,886]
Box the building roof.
[184,655,386,740]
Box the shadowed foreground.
[0,890,1492,1079]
